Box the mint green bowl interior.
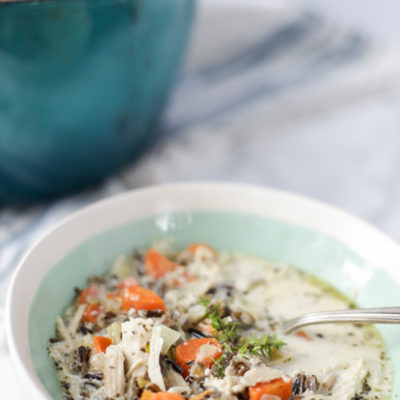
[29,211,400,398]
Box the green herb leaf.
[197,296,286,377]
[238,334,286,359]
[212,355,227,378]
[198,296,212,307]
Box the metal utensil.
[283,307,400,334]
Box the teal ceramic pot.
[0,0,194,204]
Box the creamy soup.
[48,243,392,400]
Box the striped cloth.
[2,1,400,396]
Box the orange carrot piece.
[140,391,153,400]
[83,304,104,324]
[175,338,222,376]
[249,379,293,400]
[296,330,312,341]
[77,284,100,304]
[93,336,112,353]
[117,276,139,291]
[141,391,185,400]
[145,249,177,279]
[106,292,119,300]
[120,286,165,312]
[186,243,217,259]
[189,390,213,400]
[105,293,122,310]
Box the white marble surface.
[136,1,400,241]
[293,0,400,43]
[3,0,400,397]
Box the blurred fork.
[282,307,400,334]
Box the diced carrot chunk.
[141,391,185,400]
[187,243,217,260]
[93,336,112,353]
[249,379,293,400]
[117,276,138,291]
[105,293,122,310]
[77,284,100,304]
[145,249,177,279]
[296,330,312,341]
[83,304,104,324]
[189,390,213,400]
[120,286,165,312]
[175,338,222,376]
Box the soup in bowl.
[6,183,400,399]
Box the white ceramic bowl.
[6,182,400,399]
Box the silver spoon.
[282,307,400,334]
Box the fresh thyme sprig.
[198,296,212,307]
[213,355,227,378]
[237,333,286,359]
[199,297,239,347]
[198,296,286,362]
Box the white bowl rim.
[6,181,400,399]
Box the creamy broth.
[218,254,392,399]
[48,245,392,400]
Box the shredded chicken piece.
[120,318,154,378]
[330,358,366,400]
[90,352,106,374]
[148,324,166,390]
[119,317,167,391]
[56,316,73,346]
[68,304,86,336]
[239,360,284,387]
[105,345,126,398]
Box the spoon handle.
[283,307,400,334]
